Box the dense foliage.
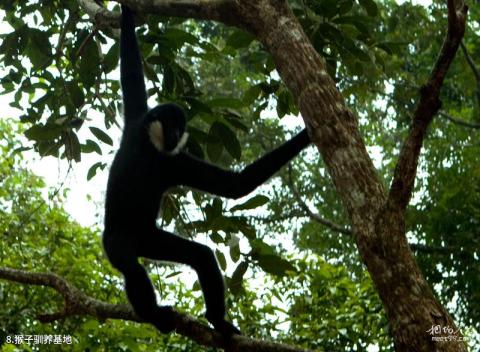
[1,0,479,350]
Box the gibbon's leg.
[102,234,174,333]
[137,228,241,335]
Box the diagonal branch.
[460,41,480,83]
[388,0,468,210]
[287,167,457,255]
[439,110,480,129]
[286,166,352,236]
[0,267,311,352]
[460,41,480,112]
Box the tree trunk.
[231,1,468,351]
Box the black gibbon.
[102,5,311,335]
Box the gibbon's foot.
[151,306,175,333]
[206,315,241,336]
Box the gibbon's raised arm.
[120,5,148,122]
[175,129,310,199]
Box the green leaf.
[257,254,295,277]
[243,84,262,105]
[82,139,102,155]
[229,195,270,212]
[89,127,113,146]
[338,0,354,15]
[65,132,81,162]
[78,34,100,88]
[375,41,405,55]
[212,198,223,217]
[206,137,223,162]
[341,37,371,62]
[210,121,241,160]
[230,261,248,296]
[87,162,106,181]
[25,28,52,69]
[206,144,223,162]
[358,0,379,17]
[210,232,224,244]
[230,217,256,239]
[226,30,255,49]
[215,249,227,271]
[185,137,205,159]
[104,42,119,73]
[230,244,240,263]
[66,81,84,108]
[38,140,61,157]
[334,15,371,35]
[83,319,99,330]
[225,116,249,133]
[251,239,276,256]
[186,97,213,115]
[207,98,245,109]
[164,28,198,47]
[24,124,62,141]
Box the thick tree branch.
[121,0,238,25]
[0,267,142,323]
[77,0,119,29]
[76,0,239,29]
[0,267,310,352]
[388,0,468,210]
[439,110,480,129]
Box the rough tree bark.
[230,2,468,351]
[0,0,469,351]
[0,267,311,352]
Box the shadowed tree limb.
[0,267,311,352]
[76,0,239,28]
[459,40,480,120]
[388,0,468,211]
[286,166,455,255]
[439,110,480,129]
[286,166,352,236]
[460,41,480,83]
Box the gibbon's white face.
[148,120,188,155]
[148,120,164,151]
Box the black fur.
[102,5,311,336]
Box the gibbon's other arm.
[175,129,310,198]
[120,5,148,122]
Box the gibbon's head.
[144,103,188,154]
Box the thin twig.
[287,166,454,255]
[460,41,480,83]
[438,110,480,129]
